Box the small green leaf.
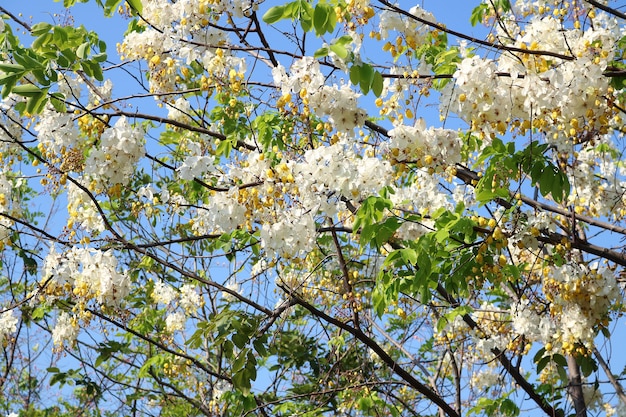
[313,3,335,36]
[30,22,52,36]
[314,47,329,58]
[335,35,353,45]
[263,5,286,24]
[359,63,374,95]
[372,70,383,97]
[350,65,360,85]
[0,63,25,73]
[313,4,329,36]
[329,43,348,59]
[77,42,90,59]
[12,84,42,97]
[126,0,142,14]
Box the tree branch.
[281,284,461,417]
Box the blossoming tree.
[0,0,626,415]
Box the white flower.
[52,312,79,349]
[42,247,129,307]
[165,312,186,333]
[192,190,246,234]
[152,280,177,305]
[308,84,367,132]
[67,182,106,234]
[260,209,316,259]
[180,284,202,314]
[137,185,156,201]
[222,281,241,302]
[0,310,17,342]
[84,116,144,188]
[178,155,215,180]
[167,97,192,122]
[212,381,232,402]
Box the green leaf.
[313,4,328,35]
[76,42,90,59]
[372,70,383,97]
[350,65,360,85]
[12,84,42,97]
[470,3,489,26]
[26,92,49,115]
[126,0,142,14]
[313,47,329,58]
[359,63,374,95]
[329,43,348,59]
[30,22,52,36]
[139,355,165,377]
[0,63,25,73]
[263,5,286,24]
[313,3,335,36]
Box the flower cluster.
[293,142,392,214]
[0,170,14,242]
[273,58,367,132]
[52,311,79,349]
[177,140,216,181]
[565,141,626,218]
[192,190,247,234]
[308,84,367,132]
[83,116,144,190]
[442,13,619,150]
[378,5,435,44]
[260,208,316,259]
[118,0,248,95]
[42,246,130,308]
[542,261,620,353]
[35,108,81,160]
[0,310,17,344]
[387,118,462,169]
[66,183,106,234]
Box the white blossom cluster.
[216,139,395,258]
[84,116,144,189]
[167,97,193,123]
[260,208,316,259]
[152,280,203,333]
[0,310,17,344]
[508,210,556,251]
[566,142,626,217]
[119,0,247,95]
[192,191,247,235]
[67,183,106,234]
[35,108,81,156]
[309,84,367,132]
[441,13,620,148]
[272,57,325,97]
[389,173,450,240]
[152,280,202,313]
[512,261,620,352]
[176,140,216,181]
[292,142,393,215]
[387,118,462,168]
[152,279,178,305]
[52,311,79,349]
[42,246,130,308]
[0,170,14,242]
[378,4,435,42]
[0,95,23,154]
[510,299,555,345]
[272,58,367,132]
